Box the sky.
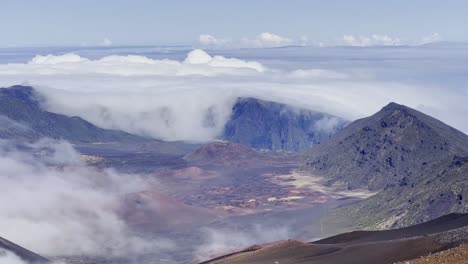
[1,0,467,47]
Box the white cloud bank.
[199,34,228,47]
[342,34,401,46]
[251,32,293,48]
[0,48,467,142]
[340,33,443,46]
[418,33,442,45]
[0,249,28,264]
[0,138,171,257]
[18,49,264,76]
[199,32,292,48]
[100,38,113,46]
[198,33,443,48]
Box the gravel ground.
[398,244,468,264]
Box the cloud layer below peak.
[197,32,444,48]
[19,49,264,77]
[0,46,467,142]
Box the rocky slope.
[398,243,468,264]
[200,213,468,264]
[0,85,145,143]
[222,97,346,151]
[303,102,468,228]
[184,141,300,167]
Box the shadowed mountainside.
[303,102,468,228]
[304,102,468,190]
[0,85,146,143]
[222,97,346,151]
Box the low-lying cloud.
[197,32,444,48]
[0,47,467,142]
[0,138,171,258]
[342,34,401,46]
[195,225,291,262]
[0,249,29,264]
[199,32,292,48]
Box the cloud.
[313,116,346,135]
[195,225,291,262]
[0,250,28,264]
[287,69,348,79]
[0,47,467,143]
[342,34,401,46]
[8,50,264,77]
[250,32,293,48]
[0,115,31,134]
[100,38,113,46]
[0,138,172,257]
[299,35,309,46]
[240,32,293,48]
[29,53,89,65]
[198,32,293,48]
[195,33,444,48]
[198,34,228,47]
[183,49,264,71]
[418,33,442,45]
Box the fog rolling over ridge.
[0,46,467,143]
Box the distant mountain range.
[1,86,347,151]
[304,102,468,228]
[0,85,146,143]
[222,97,346,151]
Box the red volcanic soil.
[200,213,468,264]
[398,243,468,264]
[119,191,216,231]
[184,141,299,167]
[153,166,215,180]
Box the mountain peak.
[305,102,468,190]
[381,102,405,111]
[0,85,38,105]
[222,97,347,151]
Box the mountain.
[304,102,468,190]
[344,154,468,229]
[184,141,263,167]
[184,141,299,167]
[222,97,346,151]
[0,85,146,143]
[303,102,468,228]
[200,213,468,264]
[0,236,49,263]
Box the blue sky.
[1,0,467,47]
